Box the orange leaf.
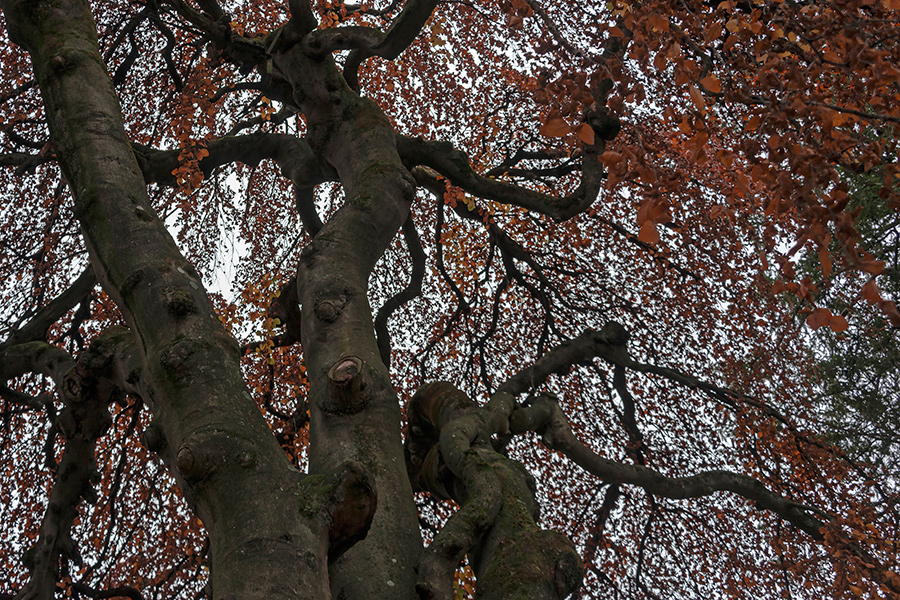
[638,221,660,244]
[861,279,882,304]
[806,307,831,330]
[819,248,832,279]
[828,314,849,333]
[688,85,706,112]
[577,123,596,145]
[700,74,722,93]
[540,116,571,137]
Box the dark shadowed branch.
[300,0,440,90]
[406,382,582,600]
[3,266,96,348]
[375,215,426,370]
[508,393,827,540]
[397,107,616,221]
[8,328,145,600]
[132,132,331,188]
[133,132,332,235]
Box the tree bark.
[0,2,371,598]
[272,42,423,599]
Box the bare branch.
[397,117,614,220]
[496,323,630,396]
[509,394,827,540]
[309,0,439,89]
[375,216,425,370]
[0,341,75,386]
[132,132,330,188]
[4,265,96,348]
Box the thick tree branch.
[1,1,344,597]
[0,151,44,171]
[0,341,76,386]
[496,322,630,396]
[397,113,615,220]
[71,583,143,600]
[3,266,96,348]
[132,132,331,188]
[509,394,827,538]
[133,132,332,235]
[13,328,144,600]
[303,0,439,89]
[406,382,582,600]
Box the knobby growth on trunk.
[0,0,898,599]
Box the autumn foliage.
[0,0,898,599]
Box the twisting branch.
[494,326,900,594]
[7,328,145,600]
[397,106,617,220]
[0,341,75,386]
[303,0,441,90]
[496,322,630,396]
[0,151,47,173]
[132,132,330,188]
[405,382,582,600]
[375,215,426,370]
[508,393,827,539]
[3,266,96,348]
[132,132,332,235]
[160,0,273,69]
[71,583,143,600]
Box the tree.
[800,168,900,471]
[0,0,898,599]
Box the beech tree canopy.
[0,0,898,599]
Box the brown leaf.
[638,221,660,244]
[540,116,571,138]
[806,307,831,330]
[829,314,849,333]
[861,279,881,304]
[688,85,706,112]
[576,123,596,145]
[700,74,722,94]
[819,248,832,279]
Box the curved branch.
[161,0,284,73]
[133,132,332,235]
[132,132,330,187]
[303,25,383,57]
[306,0,438,58]
[497,322,630,396]
[13,328,144,600]
[303,0,439,88]
[406,383,582,600]
[3,265,96,348]
[509,394,827,540]
[397,112,616,220]
[375,215,425,370]
[0,151,44,172]
[71,583,143,600]
[0,341,75,386]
